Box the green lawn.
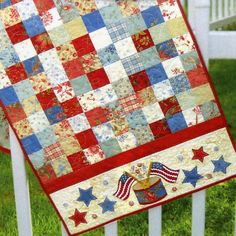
[0,60,236,236]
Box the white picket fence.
[9,1,236,236]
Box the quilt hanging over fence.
[0,0,236,235]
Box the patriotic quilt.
[0,0,235,235]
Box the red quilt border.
[0,1,235,235]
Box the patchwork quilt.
[0,0,235,235]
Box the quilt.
[0,0,235,235]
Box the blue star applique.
[77,187,97,207]
[212,156,231,174]
[182,166,203,187]
[99,197,116,214]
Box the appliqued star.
[77,187,97,207]
[212,155,231,174]
[182,166,203,187]
[69,209,87,227]
[192,147,209,162]
[99,197,116,214]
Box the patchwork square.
[23,56,44,77]
[6,22,28,44]
[146,63,168,85]
[141,5,164,28]
[61,97,82,118]
[0,86,19,106]
[72,34,95,56]
[87,68,110,89]
[149,118,171,138]
[139,46,161,69]
[45,105,65,125]
[159,96,182,118]
[122,54,144,76]
[107,21,130,43]
[89,27,112,51]
[98,44,119,66]
[75,129,98,149]
[104,60,127,82]
[68,113,90,133]
[125,13,147,35]
[70,75,92,96]
[167,112,188,133]
[6,63,27,84]
[132,29,154,52]
[13,79,35,100]
[100,138,122,158]
[156,39,178,61]
[169,73,191,94]
[14,39,37,61]
[21,134,42,155]
[44,142,65,161]
[23,15,45,37]
[85,107,108,127]
[93,122,115,143]
[31,32,54,54]
[114,37,137,59]
[82,10,105,33]
[129,70,150,92]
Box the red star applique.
[69,209,87,227]
[192,147,209,162]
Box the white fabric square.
[142,102,164,123]
[68,114,90,133]
[0,70,11,90]
[104,61,127,82]
[162,57,185,78]
[41,8,63,31]
[95,84,118,106]
[78,91,99,112]
[137,0,157,10]
[152,80,174,101]
[114,37,137,59]
[89,27,112,50]
[92,122,115,142]
[28,111,50,133]
[16,0,38,20]
[95,0,112,8]
[182,106,204,127]
[173,33,195,55]
[14,39,37,61]
[117,132,137,151]
[159,1,181,21]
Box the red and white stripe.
[113,177,135,200]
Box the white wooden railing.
[8,1,236,236]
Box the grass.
[0,59,236,236]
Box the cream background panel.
[50,128,236,234]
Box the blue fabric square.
[0,0,11,9]
[23,56,44,77]
[0,86,19,106]
[167,112,187,133]
[82,10,105,33]
[169,74,191,94]
[23,15,45,37]
[156,39,178,60]
[21,134,42,155]
[98,44,119,66]
[146,63,168,85]
[45,105,66,125]
[141,6,164,28]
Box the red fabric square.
[159,96,182,118]
[31,32,54,54]
[61,97,83,118]
[11,0,23,3]
[36,88,58,109]
[67,151,89,171]
[85,107,108,127]
[150,119,171,139]
[75,129,98,149]
[6,103,27,123]
[87,68,110,89]
[187,65,208,88]
[33,0,55,14]
[37,163,57,184]
[72,34,95,57]
[131,29,154,52]
[129,70,150,92]
[6,22,28,44]
[63,58,85,80]
[6,63,27,84]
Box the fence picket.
[104,222,118,236]
[192,191,206,236]
[218,0,223,18]
[148,206,162,236]
[61,224,68,236]
[9,127,33,236]
[225,0,229,16]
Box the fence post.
[188,0,196,30]
[9,126,33,236]
[149,206,162,236]
[194,0,210,66]
[104,222,118,236]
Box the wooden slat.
[9,127,33,236]
[230,0,235,15]
[218,0,223,18]
[149,206,162,236]
[192,191,206,236]
[224,0,229,16]
[104,222,118,236]
[212,0,217,21]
